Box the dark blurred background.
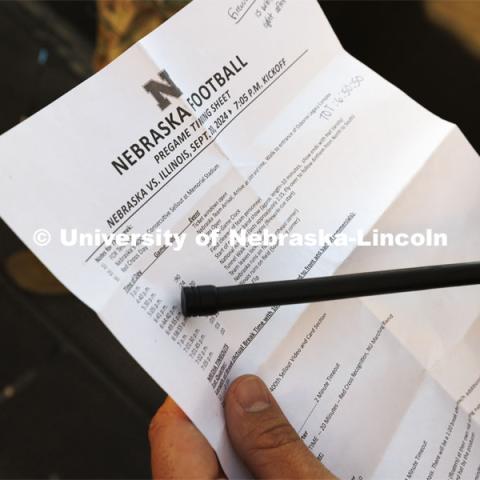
[0,1,478,478]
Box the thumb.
[224,375,335,479]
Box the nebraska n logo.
[143,70,182,110]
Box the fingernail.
[234,376,271,413]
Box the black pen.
[181,262,480,317]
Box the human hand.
[149,374,336,479]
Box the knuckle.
[148,411,164,441]
[249,419,301,453]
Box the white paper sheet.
[0,1,479,478]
